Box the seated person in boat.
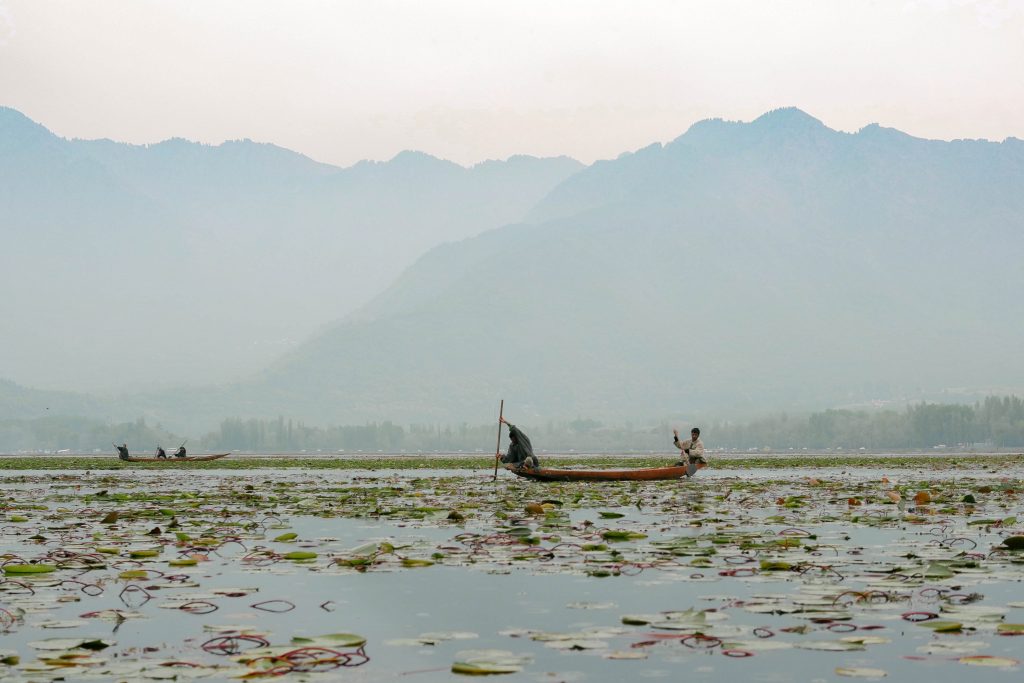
[173,445,187,458]
[498,417,540,469]
[115,443,130,460]
[673,427,706,466]
[155,446,167,459]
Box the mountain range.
[3,107,1023,431]
[0,106,581,391]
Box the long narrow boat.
[507,463,700,482]
[122,453,231,463]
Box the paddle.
[492,399,504,480]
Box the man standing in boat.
[673,427,706,470]
[497,417,540,469]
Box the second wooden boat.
[122,453,231,463]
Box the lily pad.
[836,667,888,678]
[958,655,1020,667]
[452,650,530,675]
[3,563,56,574]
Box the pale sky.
[1,0,1022,166]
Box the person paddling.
[155,446,167,459]
[497,417,540,470]
[115,443,130,461]
[673,427,706,473]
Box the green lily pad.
[3,563,56,574]
[291,633,366,647]
[836,667,888,678]
[958,655,1019,667]
[282,551,317,561]
[452,650,529,675]
[601,529,646,541]
[919,620,963,632]
[1002,536,1024,550]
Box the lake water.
[1,465,1022,681]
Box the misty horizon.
[4,104,1024,435]
[3,1,1023,442]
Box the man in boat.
[173,445,187,458]
[498,417,540,469]
[155,446,167,459]
[115,443,130,461]
[673,427,706,469]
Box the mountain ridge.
[4,107,1022,431]
[0,106,584,391]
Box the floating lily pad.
[836,667,888,678]
[1002,536,1024,550]
[290,632,366,647]
[28,637,113,651]
[958,655,1020,667]
[3,563,56,574]
[282,551,317,560]
[452,650,530,675]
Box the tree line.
[3,396,1024,453]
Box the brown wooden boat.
[122,453,231,463]
[507,462,701,482]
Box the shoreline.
[1,452,1022,471]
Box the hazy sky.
[1,0,1022,166]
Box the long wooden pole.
[493,399,504,480]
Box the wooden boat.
[122,453,231,463]
[507,463,701,482]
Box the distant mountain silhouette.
[0,378,101,420]
[5,107,1023,431]
[0,107,582,391]
[159,107,1021,428]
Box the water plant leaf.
[958,655,1019,667]
[282,551,317,560]
[601,529,646,541]
[290,633,366,647]
[1002,536,1024,550]
[401,558,435,567]
[3,563,56,574]
[452,649,529,675]
[919,620,963,632]
[836,667,888,678]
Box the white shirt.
[676,437,705,460]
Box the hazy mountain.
[0,107,583,392]
[163,108,1022,428]
[0,379,102,421]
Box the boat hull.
[122,453,231,463]
[507,463,699,482]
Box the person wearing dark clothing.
[115,443,130,461]
[173,446,187,458]
[155,446,167,459]
[497,416,540,469]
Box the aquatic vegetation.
[0,463,1022,679]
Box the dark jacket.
[501,423,539,467]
